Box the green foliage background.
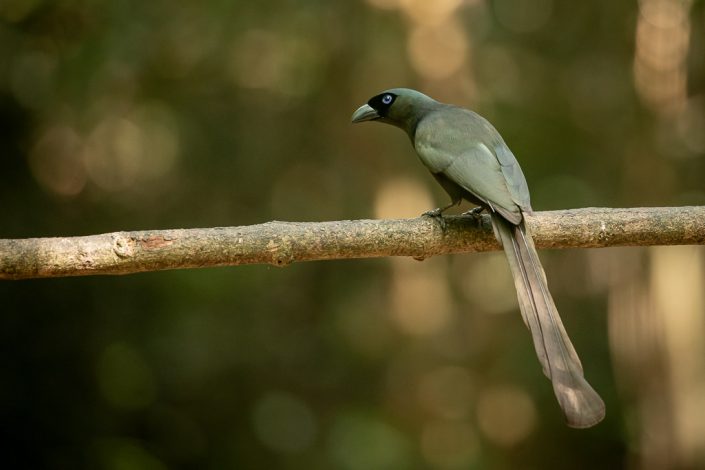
[2,0,704,468]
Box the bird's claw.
[461,207,485,226]
[422,208,447,230]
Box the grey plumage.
[352,88,605,428]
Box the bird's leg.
[422,200,459,230]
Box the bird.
[351,88,605,428]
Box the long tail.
[492,214,605,428]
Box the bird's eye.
[382,94,393,105]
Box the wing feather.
[414,106,531,223]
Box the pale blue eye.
[382,94,393,104]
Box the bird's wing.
[494,143,532,214]
[414,107,531,224]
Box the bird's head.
[351,88,438,135]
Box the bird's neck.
[401,101,439,140]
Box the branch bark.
[2,206,704,280]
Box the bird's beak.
[351,104,379,123]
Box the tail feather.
[492,214,605,428]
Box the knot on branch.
[597,221,611,243]
[266,237,295,267]
[112,233,135,259]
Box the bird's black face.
[351,88,436,133]
[367,92,398,118]
[351,92,399,123]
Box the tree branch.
[1,206,704,280]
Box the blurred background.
[1,0,705,468]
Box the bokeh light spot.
[230,29,323,97]
[458,252,516,315]
[399,0,463,26]
[374,176,433,219]
[633,0,692,115]
[335,288,393,359]
[83,105,179,192]
[389,257,454,335]
[674,96,705,155]
[252,391,317,453]
[132,104,180,179]
[650,246,705,457]
[29,125,87,197]
[328,410,411,470]
[417,366,475,419]
[84,117,145,191]
[407,20,468,80]
[421,420,479,469]
[476,384,537,446]
[494,0,553,33]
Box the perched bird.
[352,88,605,428]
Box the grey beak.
[351,104,379,123]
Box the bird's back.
[414,105,532,220]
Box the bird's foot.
[422,207,447,230]
[461,207,485,226]
[422,207,443,218]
